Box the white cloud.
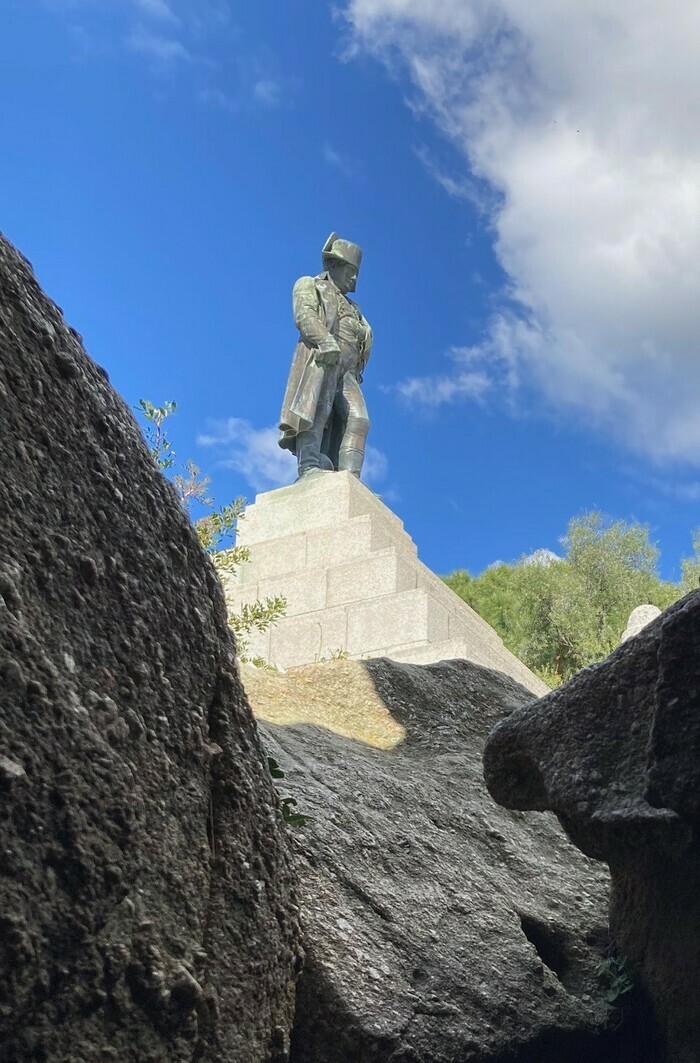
[521,548,561,567]
[188,0,231,34]
[198,418,389,493]
[363,444,389,484]
[395,371,490,407]
[42,0,283,115]
[323,144,343,169]
[199,86,238,112]
[45,0,178,18]
[323,142,364,179]
[199,78,289,115]
[252,78,281,107]
[413,143,486,210]
[198,419,297,493]
[392,343,493,406]
[345,0,700,464]
[199,66,292,114]
[629,471,700,505]
[127,26,190,62]
[41,0,90,10]
[668,483,700,504]
[132,0,178,22]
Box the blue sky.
[3,0,699,579]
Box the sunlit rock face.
[244,656,645,1063]
[0,233,301,1063]
[620,603,662,643]
[485,591,700,1063]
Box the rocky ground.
[245,656,646,1063]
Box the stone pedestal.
[224,472,547,695]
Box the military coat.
[278,272,372,462]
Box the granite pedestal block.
[224,472,547,695]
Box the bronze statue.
[278,233,372,480]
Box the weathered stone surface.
[620,603,661,643]
[484,591,700,1063]
[0,234,301,1062]
[243,656,639,1063]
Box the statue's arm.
[357,319,373,382]
[293,276,335,346]
[293,277,340,363]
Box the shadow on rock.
[244,656,641,1062]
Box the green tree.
[137,400,285,664]
[680,529,700,593]
[444,565,527,652]
[444,511,681,686]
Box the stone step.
[233,513,396,589]
[268,605,349,670]
[373,638,474,666]
[327,549,416,608]
[345,588,448,657]
[305,514,391,568]
[233,529,308,586]
[227,547,418,618]
[253,588,449,670]
[225,471,547,695]
[381,636,548,693]
[239,471,406,544]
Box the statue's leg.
[336,374,370,478]
[296,368,337,478]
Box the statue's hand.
[314,338,340,367]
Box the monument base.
[225,472,547,696]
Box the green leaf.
[135,397,286,669]
[268,756,285,780]
[281,797,313,827]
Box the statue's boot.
[297,465,332,482]
[337,398,369,479]
[296,371,337,478]
[338,445,364,479]
[296,427,334,478]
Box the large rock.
[484,591,700,1063]
[0,234,301,1062]
[620,603,661,643]
[243,656,636,1063]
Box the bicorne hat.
[321,232,363,271]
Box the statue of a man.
[278,233,372,480]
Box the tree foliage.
[680,529,700,594]
[445,512,688,686]
[137,399,285,664]
[138,399,177,469]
